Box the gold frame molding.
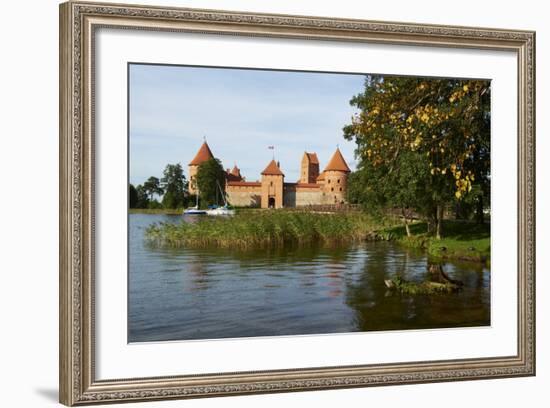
[59,1,536,405]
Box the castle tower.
[230,164,242,180]
[299,152,320,184]
[321,148,351,204]
[188,141,214,195]
[225,163,244,184]
[261,159,284,209]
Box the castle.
[188,141,351,209]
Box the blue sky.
[129,64,365,185]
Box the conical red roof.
[261,159,284,176]
[323,148,351,173]
[189,142,214,165]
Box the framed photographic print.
[59,1,536,405]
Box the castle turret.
[225,163,243,183]
[261,159,284,209]
[230,164,242,179]
[321,148,351,204]
[188,141,214,195]
[299,152,320,184]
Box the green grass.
[144,209,490,264]
[146,210,394,249]
[383,220,490,263]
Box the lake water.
[128,213,490,342]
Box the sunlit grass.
[383,220,490,263]
[146,210,393,249]
[145,210,490,265]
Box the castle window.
[339,187,342,192]
[337,179,340,183]
[270,181,273,186]
[331,187,334,192]
[328,179,331,184]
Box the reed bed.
[146,210,386,249]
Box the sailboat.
[183,190,207,215]
[206,181,235,216]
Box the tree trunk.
[454,202,461,220]
[402,208,411,237]
[428,263,463,286]
[435,205,444,239]
[427,206,437,235]
[427,220,434,235]
[475,194,484,224]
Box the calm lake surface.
[129,213,490,342]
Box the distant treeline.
[130,163,192,209]
[130,158,226,210]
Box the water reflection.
[129,214,490,342]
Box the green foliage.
[455,183,489,223]
[146,209,488,264]
[383,220,490,263]
[147,199,162,209]
[196,158,226,207]
[129,184,138,208]
[161,163,188,209]
[134,184,150,208]
[349,150,433,213]
[142,176,163,201]
[161,191,181,209]
[344,75,491,237]
[146,211,385,249]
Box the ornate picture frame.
[59,1,535,405]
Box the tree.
[344,75,491,238]
[196,158,225,207]
[142,176,163,201]
[384,151,433,237]
[348,151,432,237]
[135,184,150,208]
[160,163,189,209]
[129,184,138,208]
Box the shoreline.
[129,208,182,215]
[137,209,490,265]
